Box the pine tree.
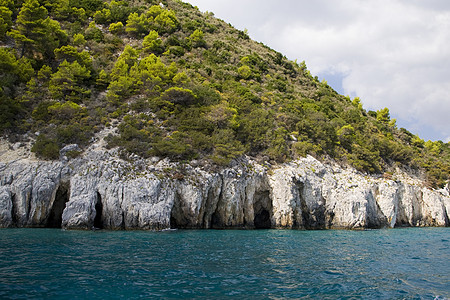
[0,4,12,40]
[49,60,91,102]
[8,0,66,60]
[8,0,48,57]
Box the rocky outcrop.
[0,147,449,230]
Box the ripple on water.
[0,228,449,299]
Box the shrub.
[32,135,60,160]
[161,87,196,105]
[85,21,103,42]
[47,101,87,122]
[293,140,322,158]
[142,30,163,54]
[347,144,381,173]
[0,48,34,97]
[237,108,272,152]
[109,21,124,34]
[49,60,91,102]
[237,65,252,80]
[32,101,57,123]
[109,0,135,23]
[0,96,22,132]
[268,76,287,92]
[206,101,239,129]
[151,7,179,34]
[93,8,111,24]
[73,33,86,46]
[210,129,244,165]
[337,124,355,150]
[167,46,185,57]
[69,0,104,16]
[125,12,146,36]
[150,131,195,160]
[0,5,12,40]
[126,5,179,36]
[191,84,221,106]
[56,123,92,145]
[188,29,206,48]
[54,46,92,70]
[265,127,289,162]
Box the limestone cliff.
[0,142,449,230]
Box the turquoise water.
[0,228,449,299]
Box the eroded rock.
[0,149,448,230]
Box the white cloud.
[187,0,450,141]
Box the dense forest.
[0,0,449,188]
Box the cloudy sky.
[186,0,450,142]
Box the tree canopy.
[0,0,448,188]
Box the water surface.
[0,228,448,299]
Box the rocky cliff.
[0,140,449,230]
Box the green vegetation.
[0,0,449,188]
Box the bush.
[237,108,272,152]
[0,48,34,97]
[337,125,355,150]
[293,140,321,158]
[268,76,287,92]
[167,46,185,57]
[150,131,195,160]
[188,29,206,48]
[347,145,381,173]
[32,135,60,160]
[0,6,12,40]
[109,21,124,34]
[73,33,86,46]
[49,60,91,102]
[210,129,244,165]
[85,21,103,42]
[142,30,164,54]
[265,127,289,162]
[70,0,104,16]
[93,8,111,24]
[109,0,135,23]
[56,124,92,146]
[0,96,22,132]
[161,87,196,105]
[237,65,252,80]
[32,101,56,123]
[206,101,238,129]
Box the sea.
[0,227,448,299]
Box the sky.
[186,0,450,142]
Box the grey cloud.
[187,0,450,141]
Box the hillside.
[0,0,449,188]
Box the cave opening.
[10,193,18,226]
[253,191,273,229]
[254,209,271,229]
[170,193,182,229]
[169,215,178,229]
[210,211,221,229]
[93,192,103,229]
[46,183,69,228]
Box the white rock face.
[0,149,448,230]
[0,185,13,227]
